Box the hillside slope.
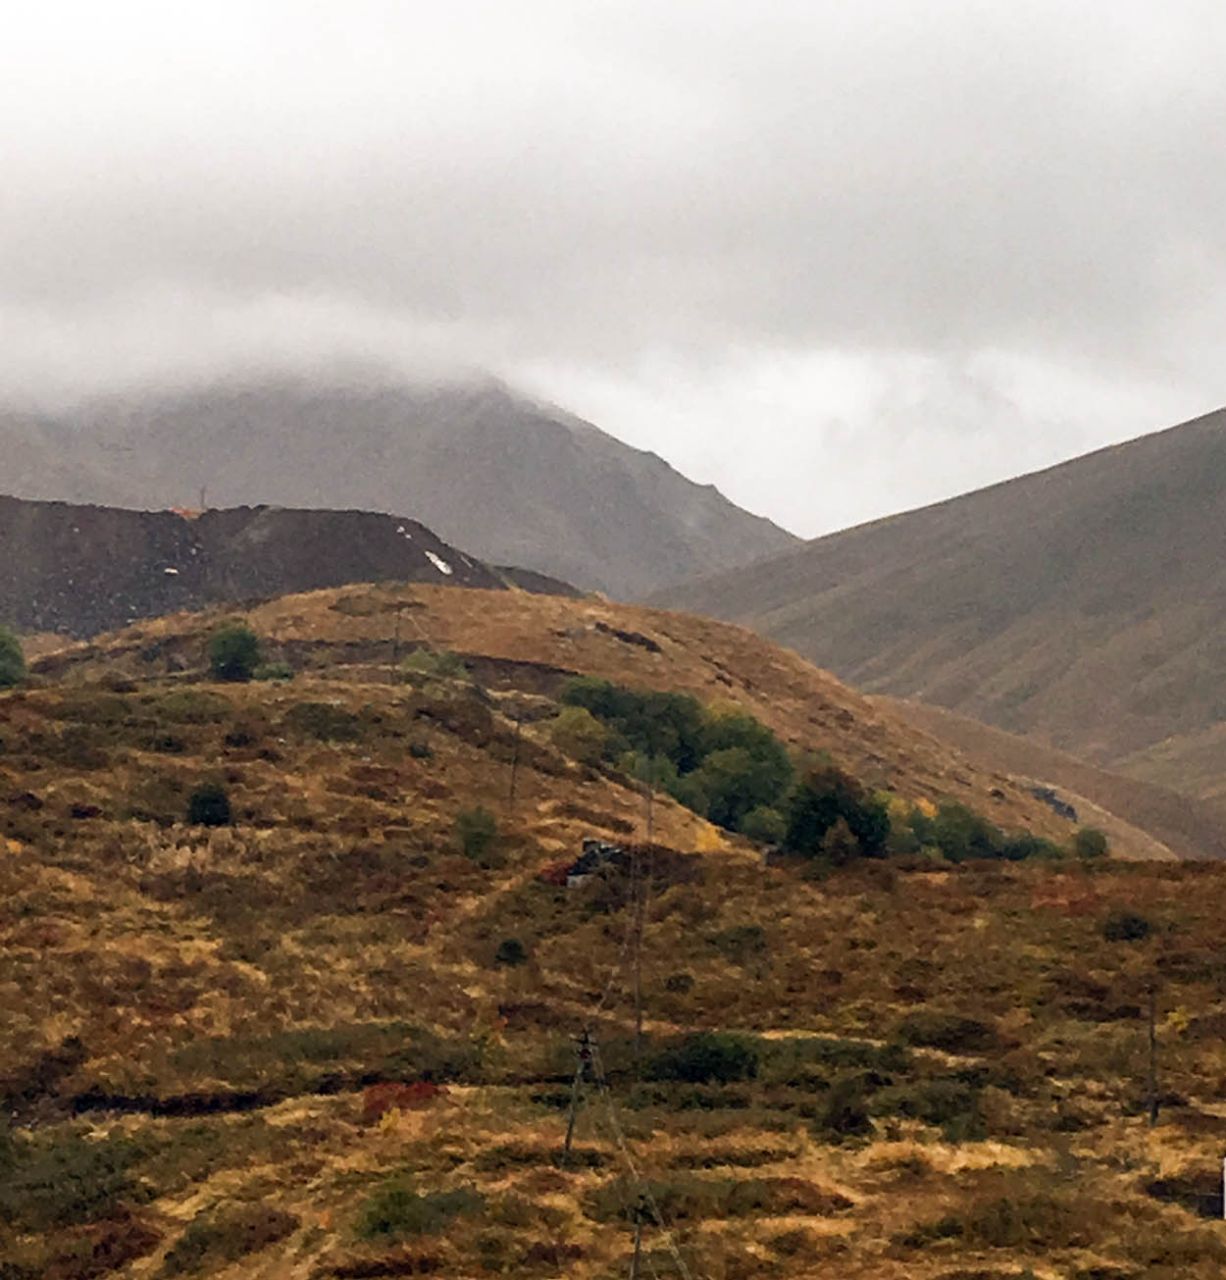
[0,495,572,638]
[877,695,1226,862]
[30,582,1090,845]
[6,584,1226,1278]
[658,407,1226,798]
[0,378,797,598]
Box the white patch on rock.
[425,550,454,576]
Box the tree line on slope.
[552,676,1106,865]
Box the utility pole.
[629,1194,648,1279]
[390,606,403,684]
[632,777,654,1070]
[562,1029,593,1164]
[507,709,523,810]
[1147,981,1159,1128]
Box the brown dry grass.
[4,584,1226,1278]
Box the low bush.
[284,701,362,742]
[253,661,294,682]
[1075,827,1110,860]
[187,782,231,828]
[401,648,467,682]
[208,624,261,682]
[1103,910,1151,942]
[585,1175,851,1223]
[649,1033,759,1084]
[356,1183,484,1240]
[162,1202,299,1274]
[0,1129,148,1232]
[455,806,498,861]
[493,937,528,967]
[895,1011,997,1054]
[816,1076,874,1139]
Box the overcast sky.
[3,1,1224,536]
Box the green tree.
[821,816,861,866]
[740,805,786,845]
[1074,827,1109,860]
[0,627,24,689]
[208,623,261,682]
[187,782,232,827]
[493,937,528,967]
[688,746,786,832]
[455,806,498,860]
[549,705,608,765]
[930,802,1004,862]
[785,765,890,858]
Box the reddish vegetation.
[361,1081,450,1123]
[536,858,574,886]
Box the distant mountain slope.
[658,407,1226,800]
[0,378,797,599]
[878,695,1226,861]
[0,495,572,638]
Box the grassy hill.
[657,408,1226,802]
[4,586,1226,1278]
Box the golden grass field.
[3,583,1226,1278]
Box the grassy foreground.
[2,585,1224,1277]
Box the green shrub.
[151,689,233,724]
[455,806,498,860]
[284,701,362,742]
[929,801,1003,862]
[207,624,261,682]
[357,1183,484,1240]
[650,1033,759,1084]
[816,1076,874,1139]
[548,705,608,765]
[401,648,467,682]
[1075,827,1110,860]
[253,661,294,682]
[740,805,786,844]
[1102,910,1151,942]
[0,1130,147,1231]
[0,626,26,689]
[895,1011,997,1053]
[162,1202,299,1275]
[493,937,528,967]
[784,765,890,859]
[187,782,232,828]
[879,1078,986,1141]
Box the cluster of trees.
[554,678,1107,866]
[557,678,796,839]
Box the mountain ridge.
[656,406,1226,800]
[0,494,574,638]
[0,376,798,599]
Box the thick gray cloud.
[3,1,1224,534]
